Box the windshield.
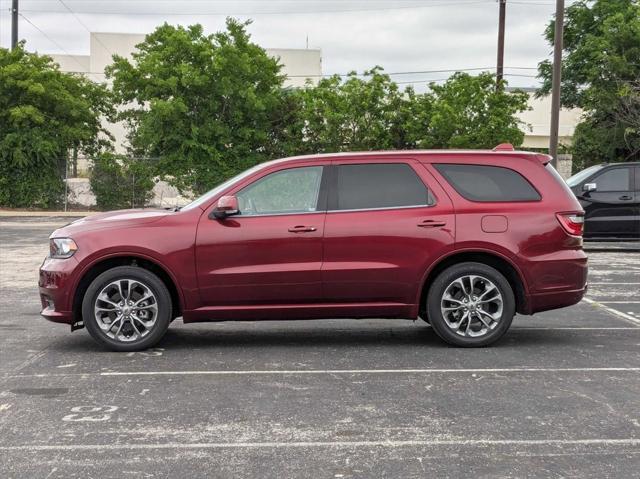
[566,164,604,187]
[180,163,267,211]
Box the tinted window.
[566,164,603,187]
[237,166,323,215]
[592,167,631,192]
[335,163,429,210]
[434,164,541,202]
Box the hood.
[51,209,174,237]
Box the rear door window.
[334,163,430,210]
[434,164,541,202]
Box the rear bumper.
[39,257,78,325]
[523,250,588,314]
[528,285,587,314]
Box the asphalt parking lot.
[0,218,639,478]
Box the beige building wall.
[516,89,583,150]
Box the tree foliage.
[107,19,287,195]
[289,70,528,154]
[537,0,640,166]
[289,68,413,153]
[0,43,112,208]
[419,72,529,149]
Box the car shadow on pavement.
[40,321,592,353]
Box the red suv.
[39,146,587,351]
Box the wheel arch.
[418,250,529,317]
[72,254,183,328]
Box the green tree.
[290,68,414,153]
[414,72,529,149]
[0,43,112,208]
[537,0,640,167]
[107,19,287,195]
[289,69,527,154]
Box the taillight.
[556,212,584,236]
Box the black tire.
[82,266,172,352]
[426,262,515,347]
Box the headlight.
[49,238,78,259]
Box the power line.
[55,66,539,78]
[18,11,90,72]
[288,67,538,78]
[16,0,496,16]
[56,0,115,58]
[396,72,538,84]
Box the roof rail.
[493,143,515,151]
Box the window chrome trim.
[228,203,437,218]
[234,210,326,218]
[326,203,435,214]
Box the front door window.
[237,166,323,216]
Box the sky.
[0,0,574,90]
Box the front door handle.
[619,195,633,200]
[418,220,446,228]
[288,225,317,233]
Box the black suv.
[566,162,640,240]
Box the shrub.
[90,153,154,210]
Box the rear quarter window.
[434,164,541,202]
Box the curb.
[0,211,97,218]
[584,241,640,253]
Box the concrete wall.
[556,154,574,180]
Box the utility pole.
[496,0,506,91]
[549,0,565,167]
[11,0,19,49]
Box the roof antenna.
[306,34,309,49]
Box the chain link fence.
[63,155,192,211]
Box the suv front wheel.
[82,266,172,352]
[427,262,515,347]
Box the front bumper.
[39,256,79,325]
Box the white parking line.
[97,367,640,377]
[583,298,640,326]
[0,438,639,452]
[596,302,640,306]
[4,366,640,380]
[515,327,638,330]
[588,283,640,285]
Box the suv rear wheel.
[82,266,172,352]
[427,262,515,347]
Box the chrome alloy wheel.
[440,275,504,338]
[94,279,159,342]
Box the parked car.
[566,162,640,240]
[40,145,588,351]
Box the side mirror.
[582,183,597,193]
[210,195,239,219]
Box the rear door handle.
[288,225,317,233]
[418,220,446,228]
[619,195,633,200]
